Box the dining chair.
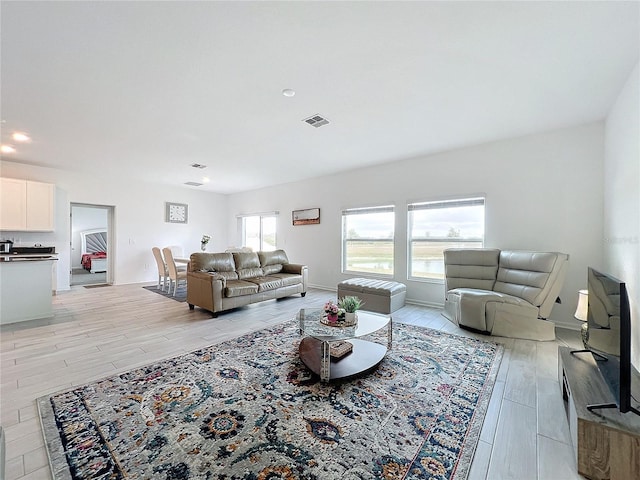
[167,244,184,258]
[151,247,169,291]
[164,244,190,267]
[162,247,187,296]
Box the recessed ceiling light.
[282,88,295,97]
[12,132,30,142]
[1,144,16,154]
[202,177,210,183]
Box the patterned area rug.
[38,320,503,480]
[143,284,186,302]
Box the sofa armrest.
[187,271,226,312]
[189,271,227,287]
[282,263,306,274]
[282,263,308,292]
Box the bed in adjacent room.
[80,229,108,273]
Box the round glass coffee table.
[297,308,392,382]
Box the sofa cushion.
[233,252,261,269]
[191,252,239,280]
[263,264,283,275]
[224,279,259,297]
[246,276,283,292]
[270,273,302,287]
[237,267,265,279]
[259,250,289,266]
[233,252,264,279]
[259,250,289,274]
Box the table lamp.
[574,289,588,322]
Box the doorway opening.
[70,203,114,286]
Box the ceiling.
[1,1,638,194]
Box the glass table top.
[297,308,391,341]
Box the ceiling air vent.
[190,163,207,169]
[184,181,203,187]
[303,114,330,128]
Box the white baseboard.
[405,299,444,309]
[308,284,336,292]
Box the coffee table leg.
[387,317,393,350]
[320,341,330,382]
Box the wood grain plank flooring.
[0,284,585,479]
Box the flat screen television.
[577,267,640,416]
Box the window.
[242,214,277,251]
[342,205,394,276]
[408,197,485,280]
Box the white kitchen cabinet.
[26,180,55,230]
[0,178,55,231]
[0,177,27,230]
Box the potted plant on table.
[323,300,340,324]
[338,296,363,323]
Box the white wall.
[1,121,607,328]
[227,123,604,326]
[604,62,640,368]
[0,162,229,290]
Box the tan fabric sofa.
[442,248,569,341]
[187,249,307,317]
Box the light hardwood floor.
[0,284,585,480]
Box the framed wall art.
[165,202,188,224]
[292,207,320,225]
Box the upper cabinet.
[0,178,27,230]
[0,178,55,231]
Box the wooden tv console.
[558,346,640,479]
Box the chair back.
[152,247,167,276]
[443,248,500,292]
[495,251,569,318]
[162,247,179,279]
[166,245,184,258]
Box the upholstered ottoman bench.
[337,278,407,314]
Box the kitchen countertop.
[0,253,58,262]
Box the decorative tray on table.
[320,313,358,328]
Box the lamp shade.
[574,289,588,321]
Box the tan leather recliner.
[443,249,569,341]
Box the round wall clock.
[166,202,188,224]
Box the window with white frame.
[241,214,277,251]
[342,205,395,276]
[408,197,485,280]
